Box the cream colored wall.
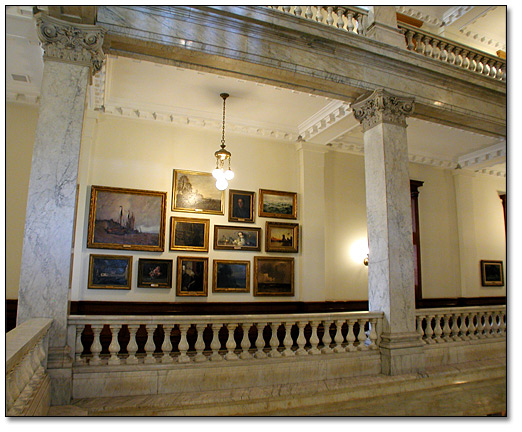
[70,113,301,302]
[5,103,39,299]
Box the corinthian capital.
[36,13,107,74]
[351,89,415,132]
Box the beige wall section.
[5,103,39,299]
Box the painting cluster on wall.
[86,169,299,297]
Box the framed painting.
[213,225,261,251]
[88,254,132,290]
[212,260,250,293]
[480,260,504,286]
[228,189,255,223]
[172,169,224,215]
[176,256,208,296]
[87,185,166,252]
[259,189,297,219]
[137,258,173,288]
[170,217,210,252]
[254,256,294,296]
[265,222,299,253]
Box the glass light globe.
[215,178,228,190]
[224,169,234,181]
[212,168,224,179]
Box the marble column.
[351,89,425,375]
[16,13,106,404]
[365,6,406,49]
[296,140,328,301]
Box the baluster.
[422,36,432,57]
[405,30,415,51]
[467,313,477,340]
[357,320,368,350]
[368,318,378,349]
[467,52,477,71]
[355,13,365,35]
[335,7,346,30]
[475,312,485,338]
[460,313,470,340]
[282,6,291,14]
[433,315,443,343]
[314,6,323,23]
[305,6,313,20]
[446,45,455,64]
[425,315,435,343]
[268,322,281,358]
[488,59,497,77]
[450,313,461,341]
[333,320,345,353]
[321,320,333,353]
[326,7,334,26]
[177,324,191,363]
[484,312,493,337]
[240,323,253,360]
[491,311,501,337]
[254,322,267,358]
[295,322,308,355]
[126,324,139,364]
[453,47,463,66]
[495,61,505,80]
[431,39,440,59]
[473,55,483,74]
[225,323,239,360]
[460,50,470,68]
[345,319,356,352]
[481,59,491,76]
[108,324,122,365]
[293,6,302,17]
[308,321,321,355]
[75,325,85,364]
[439,42,448,61]
[413,33,423,54]
[192,323,207,362]
[417,316,427,343]
[161,324,175,363]
[210,324,223,361]
[143,324,157,364]
[90,324,103,365]
[442,314,452,342]
[346,12,355,33]
[282,322,295,356]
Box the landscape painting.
[213,260,250,293]
[88,254,132,290]
[170,217,210,252]
[259,189,297,219]
[173,169,224,214]
[87,186,167,252]
[266,222,299,253]
[253,256,294,296]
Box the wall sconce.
[212,93,234,190]
[349,238,369,266]
[363,254,369,266]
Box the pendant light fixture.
[212,93,234,190]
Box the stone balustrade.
[398,23,506,81]
[68,312,383,366]
[267,6,368,35]
[6,318,52,416]
[416,306,506,344]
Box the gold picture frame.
[169,216,210,252]
[212,260,250,293]
[228,189,255,223]
[265,222,299,253]
[480,260,504,286]
[213,225,261,251]
[172,169,224,215]
[259,189,297,219]
[176,256,208,297]
[88,254,132,290]
[253,256,294,296]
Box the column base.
[379,332,425,376]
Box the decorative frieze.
[351,89,415,132]
[36,13,106,74]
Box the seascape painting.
[88,255,132,290]
[254,256,294,296]
[173,170,224,214]
[265,222,299,253]
[87,186,166,252]
[259,189,297,219]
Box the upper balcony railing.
[268,6,505,82]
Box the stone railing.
[68,311,383,366]
[416,305,506,344]
[267,6,368,35]
[6,318,52,416]
[398,23,506,81]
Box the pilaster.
[17,13,106,405]
[351,88,424,375]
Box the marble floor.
[48,357,506,417]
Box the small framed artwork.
[480,260,504,286]
[214,225,261,251]
[176,256,208,296]
[213,260,250,293]
[88,254,132,290]
[228,189,255,223]
[170,217,210,252]
[253,256,294,296]
[87,185,167,252]
[172,169,224,215]
[265,222,299,253]
[137,258,173,288]
[259,189,297,219]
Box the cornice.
[298,100,351,141]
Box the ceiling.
[5,5,506,176]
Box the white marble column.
[16,13,106,404]
[296,141,328,301]
[351,89,425,375]
[366,6,406,49]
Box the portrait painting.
[214,225,261,251]
[253,256,294,296]
[259,189,297,219]
[176,256,208,296]
[170,217,210,252]
[480,260,504,286]
[137,258,173,288]
[88,254,132,290]
[228,189,255,223]
[87,186,166,252]
[172,169,224,215]
[265,222,299,253]
[213,260,250,293]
